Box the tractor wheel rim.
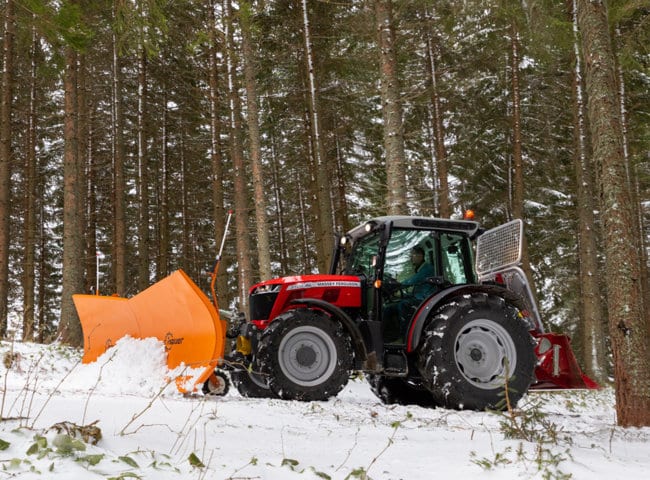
[454,319,517,390]
[278,325,337,387]
[207,375,227,395]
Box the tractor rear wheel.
[417,294,536,411]
[366,374,438,407]
[256,309,353,401]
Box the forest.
[0,1,648,423]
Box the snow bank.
[2,337,182,398]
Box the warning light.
[463,209,475,220]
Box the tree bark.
[225,0,253,309]
[614,27,650,328]
[577,0,650,427]
[508,24,536,299]
[571,0,607,383]
[207,0,228,305]
[112,16,127,296]
[240,0,272,282]
[22,20,37,341]
[58,47,84,346]
[302,0,334,272]
[0,0,15,336]
[157,80,169,280]
[267,108,288,275]
[425,25,450,218]
[136,46,150,290]
[375,0,407,215]
[510,26,524,222]
[77,54,93,296]
[180,133,191,273]
[334,136,350,234]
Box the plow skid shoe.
[73,270,226,393]
[531,332,599,390]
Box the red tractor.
[227,216,598,410]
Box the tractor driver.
[383,246,435,341]
[401,246,435,299]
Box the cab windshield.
[338,228,476,286]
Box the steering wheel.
[382,274,406,300]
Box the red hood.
[249,274,362,294]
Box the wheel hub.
[296,344,317,367]
[454,319,517,390]
[278,325,338,387]
[469,347,483,362]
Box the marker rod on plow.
[209,210,233,312]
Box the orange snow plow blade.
[73,270,227,393]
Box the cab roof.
[347,216,480,240]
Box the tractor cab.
[332,216,480,344]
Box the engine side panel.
[249,274,362,328]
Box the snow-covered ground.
[1,338,648,479]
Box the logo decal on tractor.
[287,281,360,290]
[164,332,185,351]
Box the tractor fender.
[289,298,372,369]
[406,284,528,353]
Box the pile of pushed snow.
[2,337,186,398]
[64,336,176,396]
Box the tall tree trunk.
[297,171,310,271]
[571,0,607,383]
[240,0,271,281]
[112,19,127,296]
[577,0,650,427]
[301,0,334,272]
[334,136,350,234]
[85,129,98,295]
[425,24,450,218]
[137,47,150,290]
[157,81,169,280]
[22,20,37,341]
[375,0,407,215]
[180,132,190,273]
[0,0,15,336]
[207,0,228,306]
[37,199,46,342]
[510,27,524,222]
[77,55,93,295]
[508,25,535,296]
[269,123,288,274]
[225,0,253,309]
[58,47,84,346]
[614,27,650,323]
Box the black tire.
[417,294,536,411]
[202,369,230,396]
[231,368,277,399]
[256,309,353,401]
[366,374,438,408]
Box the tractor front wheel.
[231,368,277,398]
[366,374,438,407]
[256,309,353,401]
[417,294,536,411]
